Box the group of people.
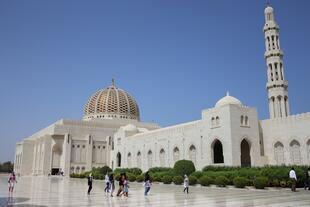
[87,171,190,196]
[289,167,310,192]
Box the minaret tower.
[264,4,290,118]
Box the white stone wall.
[260,112,310,166]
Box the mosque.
[14,5,310,176]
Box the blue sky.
[0,0,310,162]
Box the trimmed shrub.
[173,176,183,185]
[191,171,203,179]
[136,175,144,182]
[254,176,268,189]
[127,173,136,182]
[173,160,196,176]
[149,167,172,173]
[114,168,142,176]
[198,176,213,186]
[162,175,173,184]
[114,173,121,181]
[215,176,229,187]
[152,174,162,182]
[280,180,287,188]
[233,177,248,188]
[271,179,280,187]
[189,175,197,185]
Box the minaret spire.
[263,5,290,118]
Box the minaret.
[263,5,290,119]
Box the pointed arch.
[127,152,132,168]
[159,149,165,167]
[212,139,224,164]
[136,151,142,169]
[290,140,301,164]
[116,152,121,167]
[147,150,153,169]
[240,139,251,167]
[189,145,197,165]
[173,147,180,163]
[274,141,284,165]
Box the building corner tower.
[264,5,290,119]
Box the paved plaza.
[1,175,310,207]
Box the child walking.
[8,172,17,194]
[183,174,189,194]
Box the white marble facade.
[14,5,310,176]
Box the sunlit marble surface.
[1,175,310,207]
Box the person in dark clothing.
[144,171,151,196]
[109,174,115,197]
[87,173,93,195]
[117,173,125,196]
[305,167,310,190]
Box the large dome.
[83,80,140,121]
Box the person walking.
[109,174,115,197]
[305,167,310,190]
[8,171,17,194]
[289,167,297,192]
[183,174,189,194]
[116,173,125,196]
[144,171,151,196]
[120,175,129,197]
[104,173,110,194]
[87,173,93,195]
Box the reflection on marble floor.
[1,175,310,207]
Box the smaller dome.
[264,6,273,14]
[215,92,242,107]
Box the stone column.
[62,134,71,176]
[86,135,93,172]
[42,135,52,175]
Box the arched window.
[75,166,80,174]
[137,151,142,169]
[116,152,122,167]
[81,166,85,173]
[147,150,153,169]
[173,147,180,163]
[127,152,132,168]
[290,140,301,165]
[211,117,215,127]
[274,141,284,165]
[245,116,249,126]
[70,167,74,174]
[159,149,165,167]
[240,116,244,125]
[215,116,220,126]
[189,145,196,165]
[212,139,224,164]
[307,140,310,162]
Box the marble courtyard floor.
[1,175,310,207]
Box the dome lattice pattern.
[83,81,140,121]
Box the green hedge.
[198,176,213,186]
[215,176,229,187]
[254,176,268,189]
[173,160,196,176]
[162,175,173,184]
[136,175,144,182]
[114,168,142,176]
[173,176,183,185]
[189,175,197,185]
[233,177,248,188]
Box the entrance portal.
[213,140,224,163]
[241,139,251,167]
[51,168,60,175]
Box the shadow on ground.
[0,197,47,207]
